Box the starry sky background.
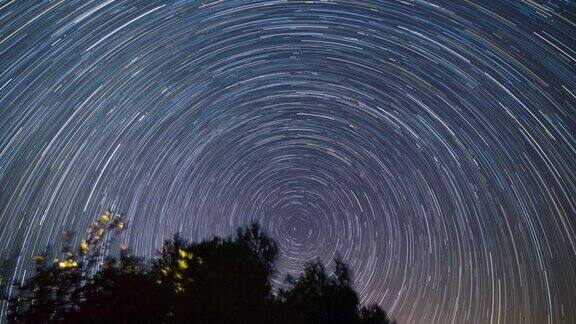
[1,0,576,323]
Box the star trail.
[1,0,576,323]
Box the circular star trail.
[1,0,576,323]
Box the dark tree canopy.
[6,218,394,324]
[276,259,391,324]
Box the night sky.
[1,0,576,323]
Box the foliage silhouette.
[276,259,394,324]
[6,214,394,324]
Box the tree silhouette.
[67,251,165,323]
[6,214,394,324]
[150,224,278,323]
[6,211,126,323]
[0,251,18,301]
[276,259,394,324]
[6,250,82,323]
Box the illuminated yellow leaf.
[58,259,78,269]
[80,240,89,254]
[177,259,188,270]
[178,249,193,259]
[100,213,110,223]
